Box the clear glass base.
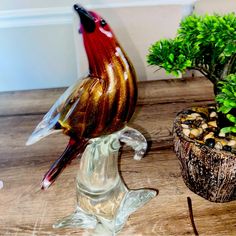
[53,127,156,235]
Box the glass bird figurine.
[27,4,156,235]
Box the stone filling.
[179,106,236,153]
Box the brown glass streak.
[93,37,119,135]
[112,51,130,124]
[89,38,136,136]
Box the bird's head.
[74,4,120,76]
[74,4,113,38]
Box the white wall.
[0,0,197,92]
[0,25,77,91]
[194,0,236,15]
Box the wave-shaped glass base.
[53,127,156,235]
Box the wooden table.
[1,77,236,236]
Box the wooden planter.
[173,108,236,202]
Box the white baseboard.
[0,0,196,28]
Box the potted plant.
[147,13,236,202]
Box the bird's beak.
[74,4,96,33]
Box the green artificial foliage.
[147,13,236,134]
[216,74,236,133]
[147,13,236,83]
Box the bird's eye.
[100,19,107,27]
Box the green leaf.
[169,53,174,62]
[222,88,233,96]
[220,127,232,134]
[224,100,234,107]
[185,60,192,67]
[226,114,236,123]
[224,44,236,56]
[231,127,236,133]
[216,74,236,134]
[218,105,232,114]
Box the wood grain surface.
[1,77,236,236]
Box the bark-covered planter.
[173,106,236,202]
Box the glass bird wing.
[26,76,102,145]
